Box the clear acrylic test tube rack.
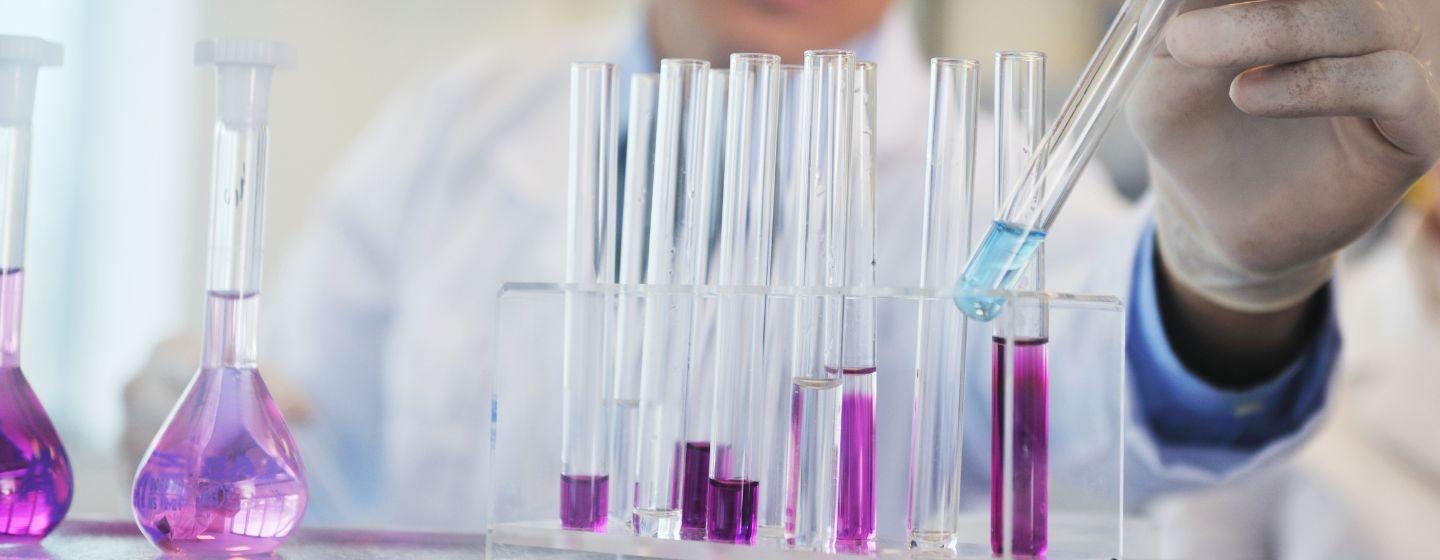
[488,282,1126,559]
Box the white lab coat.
[269,7,1326,535]
[1151,211,1440,560]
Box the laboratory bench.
[4,519,487,559]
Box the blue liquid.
[954,221,1047,321]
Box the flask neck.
[200,120,268,369]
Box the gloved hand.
[1129,0,1440,312]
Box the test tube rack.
[487,282,1127,559]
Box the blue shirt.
[1129,224,1340,452]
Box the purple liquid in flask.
[836,366,875,543]
[559,474,608,531]
[0,269,74,542]
[132,292,307,556]
[991,336,1048,557]
[680,441,710,537]
[706,477,757,543]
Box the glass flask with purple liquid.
[132,39,306,556]
[0,35,73,544]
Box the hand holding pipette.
[1128,0,1439,382]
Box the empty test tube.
[786,49,854,550]
[633,58,710,538]
[836,61,878,546]
[705,53,781,544]
[990,51,1049,558]
[610,73,660,525]
[755,63,806,541]
[680,68,728,539]
[560,61,620,532]
[907,57,979,550]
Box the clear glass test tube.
[680,68,728,539]
[633,58,709,538]
[907,57,979,551]
[990,51,1049,558]
[954,0,1183,320]
[786,49,854,550]
[756,63,806,541]
[610,72,660,524]
[836,60,877,547]
[705,53,781,544]
[560,61,620,532]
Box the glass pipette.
[0,34,71,543]
[954,0,1184,320]
[133,39,307,555]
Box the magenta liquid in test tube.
[835,61,878,545]
[907,57,979,551]
[556,61,620,532]
[633,58,709,538]
[989,51,1049,558]
[705,53,781,544]
[132,39,307,555]
[0,36,72,543]
[679,68,729,539]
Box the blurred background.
[0,0,1135,520]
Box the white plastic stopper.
[0,35,63,125]
[195,38,296,126]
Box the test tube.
[786,49,854,550]
[610,73,660,524]
[559,61,620,532]
[954,0,1183,320]
[755,63,806,541]
[990,51,1049,558]
[836,61,877,546]
[633,58,709,538]
[907,57,979,551]
[705,53,781,544]
[680,68,728,539]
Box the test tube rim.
[660,58,711,71]
[995,51,1047,63]
[803,48,854,59]
[730,52,781,66]
[931,57,980,69]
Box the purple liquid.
[991,337,1048,557]
[836,367,875,543]
[132,292,307,555]
[705,478,758,543]
[0,269,74,542]
[680,441,710,537]
[559,474,608,531]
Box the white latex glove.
[1129,0,1440,312]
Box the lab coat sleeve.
[1123,222,1342,505]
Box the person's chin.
[744,0,822,15]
